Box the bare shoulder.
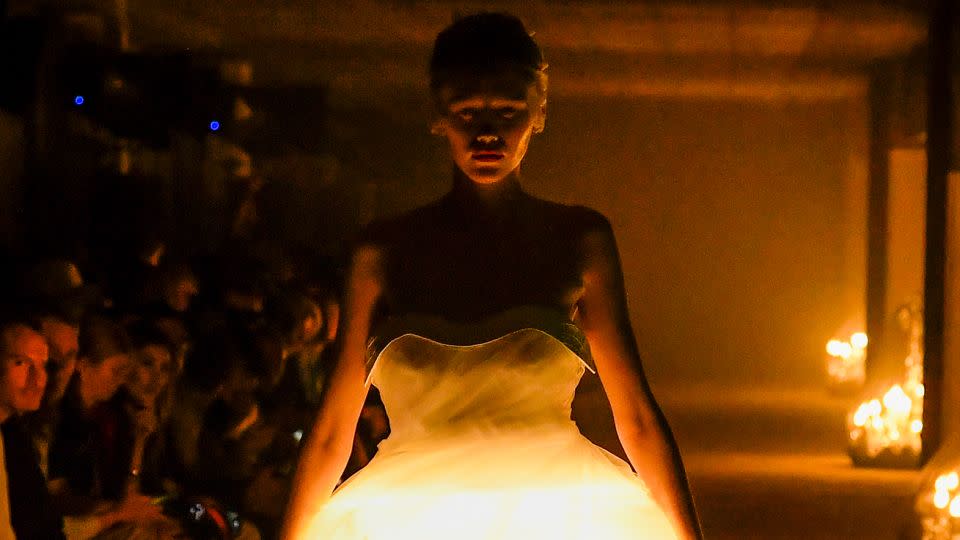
[563,204,613,237]
[540,202,615,254]
[549,204,620,280]
[525,196,609,234]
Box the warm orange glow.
[919,468,960,537]
[935,490,951,509]
[847,381,922,460]
[847,310,925,467]
[949,496,960,519]
[825,332,867,388]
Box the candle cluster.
[846,320,924,467]
[847,381,923,463]
[826,332,868,389]
[918,470,960,539]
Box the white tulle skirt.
[302,423,678,539]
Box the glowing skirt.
[302,423,678,539]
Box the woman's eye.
[498,108,517,119]
[455,110,474,122]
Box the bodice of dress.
[366,307,595,443]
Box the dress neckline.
[366,305,595,385]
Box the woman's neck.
[449,169,524,210]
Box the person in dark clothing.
[0,318,66,539]
[2,415,66,539]
[47,314,169,535]
[49,314,133,501]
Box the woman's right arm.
[279,245,384,540]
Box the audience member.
[0,240,345,537]
[0,317,66,538]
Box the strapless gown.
[301,308,678,539]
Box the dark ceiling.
[12,1,933,100]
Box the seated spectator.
[265,291,323,362]
[10,259,95,477]
[165,324,282,535]
[146,261,199,316]
[95,319,179,500]
[263,289,337,412]
[49,314,133,501]
[0,316,66,538]
[47,313,171,538]
[167,334,237,479]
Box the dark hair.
[126,317,178,361]
[79,314,130,365]
[430,12,547,98]
[265,292,321,345]
[0,314,43,359]
[182,324,274,392]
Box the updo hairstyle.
[429,12,548,107]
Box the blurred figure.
[152,262,200,315]
[168,327,268,488]
[14,259,99,326]
[169,325,282,537]
[49,314,129,496]
[342,389,390,479]
[39,316,79,415]
[263,292,324,402]
[13,259,96,476]
[98,319,179,500]
[48,314,168,536]
[30,314,80,477]
[267,291,324,361]
[77,319,187,539]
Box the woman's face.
[126,344,173,407]
[435,71,544,185]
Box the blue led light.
[209,121,220,131]
[74,96,84,106]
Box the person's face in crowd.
[322,300,340,342]
[40,317,79,406]
[0,325,49,418]
[226,288,264,313]
[434,70,545,185]
[360,403,390,440]
[143,242,166,268]
[80,353,131,405]
[163,273,198,313]
[126,344,173,408]
[301,300,324,346]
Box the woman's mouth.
[471,152,504,162]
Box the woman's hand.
[98,493,167,530]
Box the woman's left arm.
[576,215,703,540]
